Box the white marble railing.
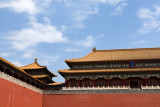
[62,86,130,90]
[141,85,160,89]
[0,72,43,93]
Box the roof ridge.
[65,47,160,63]
[20,61,45,69]
[65,51,93,61]
[94,47,160,52]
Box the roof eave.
[64,58,160,63]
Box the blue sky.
[0,0,160,82]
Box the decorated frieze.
[72,63,160,69]
[65,74,160,80]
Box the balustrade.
[141,85,160,89]
[62,86,130,90]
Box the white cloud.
[11,60,23,67]
[97,34,105,38]
[0,0,39,15]
[107,0,126,5]
[64,0,127,28]
[72,6,99,28]
[73,7,99,22]
[63,48,82,52]
[0,0,52,17]
[132,40,148,45]
[0,52,12,57]
[22,49,36,59]
[38,55,59,66]
[112,3,127,15]
[92,0,126,5]
[137,5,160,34]
[75,35,95,47]
[7,19,67,50]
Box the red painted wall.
[0,78,42,107]
[43,94,160,107]
[2,77,160,107]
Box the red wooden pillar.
[65,79,67,87]
[143,77,147,86]
[107,78,110,86]
[145,77,147,86]
[122,77,125,86]
[93,79,95,87]
[79,79,81,87]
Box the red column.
[107,78,110,86]
[145,77,147,86]
[93,79,95,87]
[65,80,67,87]
[122,77,125,86]
[79,79,81,87]
[143,77,147,86]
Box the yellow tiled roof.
[0,57,45,84]
[47,82,64,86]
[32,75,55,83]
[20,62,45,69]
[32,75,49,78]
[20,59,57,77]
[65,47,160,62]
[59,68,160,74]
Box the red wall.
[0,78,42,107]
[43,94,160,107]
[2,77,160,107]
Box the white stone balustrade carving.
[62,86,130,90]
[141,85,160,89]
[0,72,43,93]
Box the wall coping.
[0,72,43,94]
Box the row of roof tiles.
[65,47,160,62]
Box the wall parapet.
[0,72,43,94]
[44,88,160,94]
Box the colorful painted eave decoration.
[65,74,160,80]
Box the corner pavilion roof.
[20,58,57,77]
[32,75,55,83]
[0,57,45,84]
[20,58,47,69]
[65,47,160,63]
[0,57,61,86]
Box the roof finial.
[92,47,96,51]
[35,58,37,62]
